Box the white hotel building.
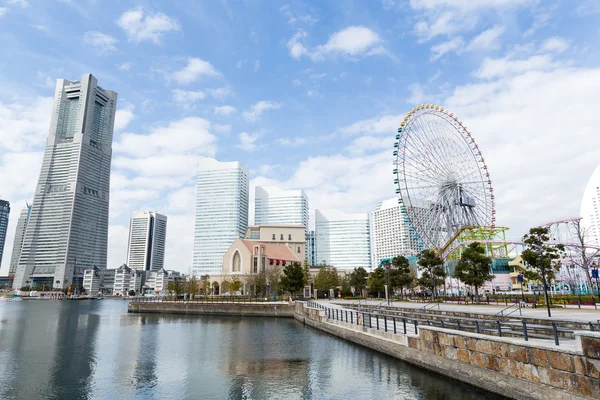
[13,74,117,289]
[192,159,249,277]
[370,198,420,268]
[254,186,309,228]
[126,211,167,272]
[315,209,371,270]
[581,164,600,246]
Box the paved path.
[325,299,600,323]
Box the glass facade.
[193,159,249,277]
[127,211,168,272]
[8,204,31,274]
[254,186,309,228]
[0,200,10,271]
[315,209,371,270]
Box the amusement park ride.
[391,104,599,294]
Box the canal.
[0,300,506,399]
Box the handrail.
[421,301,440,312]
[491,302,521,319]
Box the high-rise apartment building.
[126,211,168,271]
[0,200,10,270]
[315,209,371,270]
[370,198,420,268]
[307,230,316,266]
[13,74,117,289]
[9,203,32,274]
[193,159,249,277]
[581,164,600,246]
[254,186,309,228]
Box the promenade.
[329,299,600,324]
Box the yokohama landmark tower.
[13,74,117,289]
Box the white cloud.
[0,8,7,16]
[6,0,28,7]
[340,114,404,136]
[83,31,118,53]
[279,5,318,26]
[114,117,217,160]
[30,24,50,33]
[254,60,260,72]
[114,102,135,132]
[310,73,327,80]
[117,62,133,71]
[347,135,390,155]
[36,72,56,89]
[172,89,206,103]
[0,97,53,152]
[213,105,237,116]
[540,37,569,53]
[474,54,555,79]
[430,37,464,60]
[410,0,528,41]
[277,137,307,147]
[306,89,321,97]
[171,58,220,85]
[213,124,231,134]
[382,0,396,10]
[207,86,233,99]
[242,100,282,122]
[466,25,505,51]
[116,7,180,44]
[288,26,384,61]
[292,79,302,86]
[238,131,261,152]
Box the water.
[0,301,506,400]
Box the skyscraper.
[0,200,10,270]
[581,164,600,246]
[315,209,371,270]
[126,211,168,271]
[193,159,249,277]
[9,203,32,275]
[370,198,420,268]
[254,186,309,228]
[13,74,117,289]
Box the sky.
[1,0,600,275]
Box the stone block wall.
[410,327,600,399]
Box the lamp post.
[384,262,392,305]
[517,273,524,302]
[592,262,599,304]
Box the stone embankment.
[128,301,295,317]
[295,302,600,400]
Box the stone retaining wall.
[296,302,600,400]
[128,301,295,317]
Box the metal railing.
[304,301,598,346]
[131,295,298,304]
[492,302,522,319]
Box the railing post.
[377,316,380,330]
[552,323,559,346]
[369,314,372,328]
[363,313,366,327]
[393,318,397,334]
[522,321,529,341]
[475,321,480,333]
[414,319,418,334]
[403,318,407,334]
[457,321,461,331]
[496,320,502,337]
[384,316,387,332]
[589,322,595,332]
[351,311,353,324]
[345,310,348,322]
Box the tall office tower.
[254,186,309,227]
[315,209,371,270]
[126,211,168,271]
[307,230,316,266]
[193,159,249,277]
[13,74,117,289]
[581,164,600,246]
[9,203,32,274]
[0,200,10,270]
[370,198,420,269]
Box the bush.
[342,296,367,300]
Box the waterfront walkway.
[328,299,600,323]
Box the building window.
[233,251,241,272]
[288,234,292,240]
[297,246,301,253]
[272,234,276,240]
[280,234,284,240]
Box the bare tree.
[571,219,600,295]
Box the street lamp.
[517,273,524,302]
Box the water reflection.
[0,301,506,400]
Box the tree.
[572,218,600,300]
[349,267,369,294]
[201,275,211,296]
[417,249,446,299]
[280,262,306,296]
[368,267,386,298]
[453,242,494,303]
[230,276,242,294]
[250,272,267,296]
[390,255,414,298]
[266,265,282,295]
[128,290,136,296]
[221,279,231,295]
[314,267,339,292]
[522,227,565,317]
[340,275,352,296]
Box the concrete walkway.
[325,299,600,323]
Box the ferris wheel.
[393,104,495,250]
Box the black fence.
[131,295,305,304]
[305,301,599,347]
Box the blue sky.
[1,0,600,273]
